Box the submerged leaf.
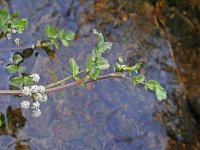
[44,25,58,39]
[6,64,18,73]
[9,76,23,85]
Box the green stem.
[45,69,86,88]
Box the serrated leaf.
[90,68,100,80]
[12,53,23,64]
[11,19,28,34]
[6,64,18,73]
[59,29,74,47]
[93,29,104,46]
[44,25,58,39]
[155,85,167,101]
[85,54,95,71]
[9,76,23,85]
[18,66,26,74]
[131,75,145,85]
[96,57,110,70]
[65,31,75,41]
[130,63,141,73]
[145,80,160,91]
[145,80,167,101]
[69,58,79,77]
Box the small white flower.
[7,33,11,40]
[29,73,40,83]
[34,93,43,101]
[14,38,20,45]
[40,94,47,102]
[38,85,45,93]
[11,28,17,34]
[21,86,32,96]
[32,101,40,110]
[30,85,39,93]
[20,100,30,109]
[32,109,41,118]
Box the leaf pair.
[44,25,75,49]
[131,75,167,101]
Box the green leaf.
[44,25,58,39]
[90,68,100,80]
[59,29,74,47]
[69,58,80,78]
[0,8,9,32]
[93,29,104,46]
[12,53,24,64]
[6,64,18,73]
[130,63,141,73]
[11,19,28,34]
[145,80,167,101]
[85,54,95,71]
[18,66,26,74]
[155,85,167,101]
[61,39,69,47]
[9,76,23,85]
[11,11,20,19]
[131,75,145,85]
[96,57,110,70]
[0,8,9,21]
[23,76,33,86]
[0,22,8,32]
[145,80,160,91]
[65,31,75,41]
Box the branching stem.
[0,73,127,95]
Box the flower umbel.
[20,83,47,117]
[21,86,32,96]
[29,73,40,83]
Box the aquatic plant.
[0,8,167,119]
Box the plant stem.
[0,73,126,95]
[45,69,86,88]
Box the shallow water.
[0,0,199,150]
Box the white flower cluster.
[29,73,40,83]
[21,84,47,118]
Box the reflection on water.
[0,106,30,149]
[0,0,199,149]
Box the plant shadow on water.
[0,0,200,149]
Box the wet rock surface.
[0,0,199,149]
